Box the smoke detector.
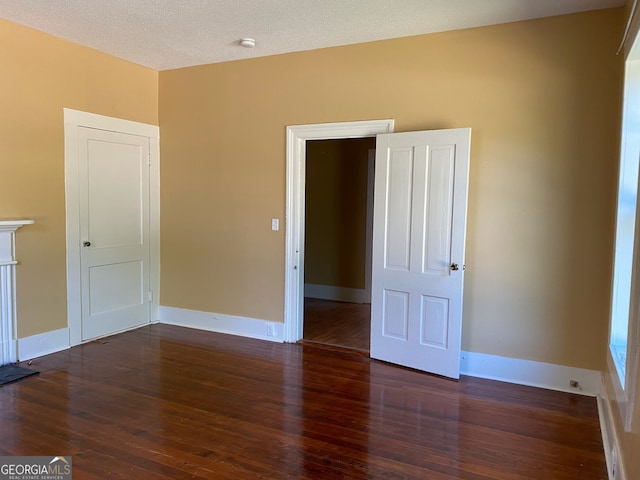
[239,38,256,48]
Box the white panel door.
[78,127,150,341]
[371,128,470,379]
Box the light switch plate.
[271,218,279,231]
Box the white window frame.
[609,49,640,433]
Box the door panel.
[88,260,144,315]
[424,146,455,272]
[79,127,150,341]
[385,148,413,271]
[87,140,144,247]
[371,128,470,379]
[421,295,448,348]
[383,290,409,339]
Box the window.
[610,59,640,387]
[609,49,640,431]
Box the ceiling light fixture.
[239,38,256,48]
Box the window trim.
[609,52,640,433]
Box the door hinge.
[148,152,152,166]
[148,290,153,303]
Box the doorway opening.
[287,123,470,379]
[303,138,375,352]
[283,120,395,345]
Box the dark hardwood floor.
[304,298,371,352]
[0,324,606,479]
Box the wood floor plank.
[0,325,607,479]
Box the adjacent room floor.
[303,297,371,352]
[0,324,607,479]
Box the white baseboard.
[460,351,602,397]
[304,284,370,304]
[598,380,627,480]
[159,306,284,343]
[18,328,70,362]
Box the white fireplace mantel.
[0,219,33,365]
[0,220,34,265]
[0,220,34,228]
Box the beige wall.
[0,19,158,338]
[305,138,374,290]
[160,9,623,370]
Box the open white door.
[370,128,471,379]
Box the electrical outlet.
[266,323,276,337]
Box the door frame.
[365,149,375,302]
[284,119,394,342]
[63,109,160,346]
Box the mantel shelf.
[0,220,34,232]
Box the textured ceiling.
[0,0,626,71]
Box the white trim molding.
[18,328,70,362]
[607,348,635,433]
[460,351,602,397]
[159,306,284,343]
[599,380,628,480]
[0,219,34,365]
